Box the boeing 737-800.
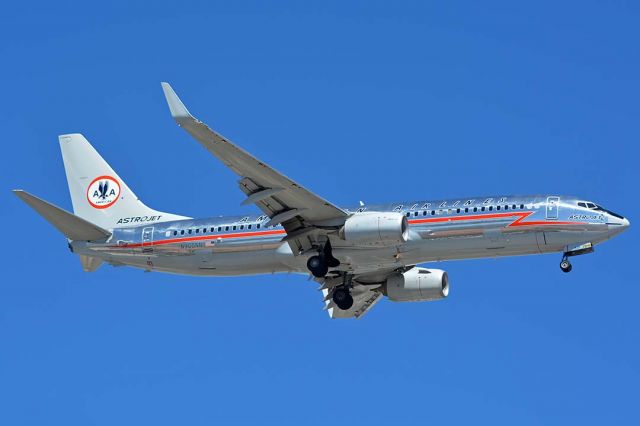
[14,83,630,318]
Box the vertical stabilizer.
[59,134,188,229]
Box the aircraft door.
[546,196,559,220]
[142,227,154,252]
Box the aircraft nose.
[609,216,630,236]
[607,215,630,237]
[621,217,630,229]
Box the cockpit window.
[578,201,598,209]
[595,205,624,219]
[579,201,624,219]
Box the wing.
[317,268,404,319]
[161,82,348,253]
[322,284,383,319]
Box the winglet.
[161,82,193,120]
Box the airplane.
[13,83,630,319]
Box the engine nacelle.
[339,212,409,246]
[384,267,449,302]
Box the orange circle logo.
[87,176,121,209]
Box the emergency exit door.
[546,196,559,220]
[142,227,154,252]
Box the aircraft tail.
[58,134,188,229]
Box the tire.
[333,288,354,310]
[307,255,328,278]
[560,259,572,273]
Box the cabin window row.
[406,204,528,217]
[169,223,262,237]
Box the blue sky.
[1,1,638,424]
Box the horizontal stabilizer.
[80,255,103,272]
[13,190,111,241]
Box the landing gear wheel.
[560,258,572,273]
[332,287,354,310]
[307,255,328,278]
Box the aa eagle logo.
[87,175,120,209]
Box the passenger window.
[473,207,478,212]
[188,229,192,234]
[431,210,435,215]
[225,226,229,231]
[456,208,460,213]
[173,231,178,236]
[248,224,252,229]
[496,206,501,210]
[422,211,427,216]
[489,206,493,211]
[464,208,469,213]
[520,204,525,209]
[232,226,237,230]
[195,229,199,233]
[504,205,508,210]
[180,230,185,235]
[406,212,410,217]
[481,207,485,212]
[217,227,221,232]
[257,224,261,229]
[414,212,418,217]
[240,225,244,230]
[210,227,215,232]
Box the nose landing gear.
[559,242,595,272]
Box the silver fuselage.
[72,194,629,277]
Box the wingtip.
[12,189,30,201]
[161,81,192,120]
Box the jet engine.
[339,212,409,246]
[383,267,449,302]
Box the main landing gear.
[306,240,340,278]
[332,286,354,310]
[560,256,572,273]
[307,242,353,310]
[331,273,354,310]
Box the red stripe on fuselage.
[408,211,582,227]
[111,211,585,249]
[111,229,287,248]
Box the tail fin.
[59,134,188,229]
